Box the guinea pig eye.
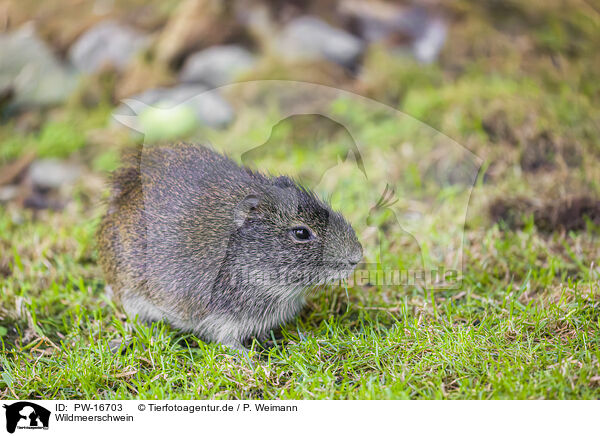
[290,226,314,243]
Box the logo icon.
[2,402,50,434]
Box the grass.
[1,1,600,400]
[1,129,598,400]
[0,217,598,399]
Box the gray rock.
[391,6,446,64]
[0,25,78,107]
[0,186,19,203]
[340,3,446,63]
[179,45,257,88]
[68,20,150,73]
[412,17,446,64]
[277,16,364,67]
[114,84,234,131]
[29,159,81,190]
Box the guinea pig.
[97,143,362,350]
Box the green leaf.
[1,372,13,388]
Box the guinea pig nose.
[348,248,363,266]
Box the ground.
[1,0,599,399]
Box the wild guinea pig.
[97,143,362,350]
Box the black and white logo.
[2,402,50,434]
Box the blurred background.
[0,0,598,277]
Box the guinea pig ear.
[233,194,260,227]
